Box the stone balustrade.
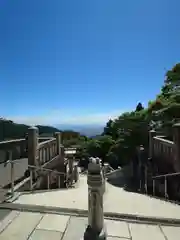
[0,139,27,163]
[28,127,64,168]
[149,123,180,172]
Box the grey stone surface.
[0,209,12,221]
[129,223,165,240]
[161,225,180,240]
[63,216,87,240]
[0,211,42,240]
[107,238,128,240]
[0,210,20,233]
[29,229,62,240]
[105,219,130,238]
[36,213,69,232]
[1,211,180,239]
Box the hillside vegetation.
[0,119,82,143]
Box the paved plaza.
[0,210,180,239]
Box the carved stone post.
[28,127,38,166]
[138,145,146,192]
[173,123,180,172]
[101,163,105,194]
[54,132,61,155]
[68,156,74,185]
[73,163,79,182]
[28,127,38,179]
[149,130,156,159]
[84,160,106,240]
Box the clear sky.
[0,0,179,126]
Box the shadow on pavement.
[106,174,140,193]
[107,172,180,205]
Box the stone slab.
[63,216,87,240]
[107,238,128,240]
[161,225,180,240]
[0,212,43,240]
[29,229,62,240]
[0,210,20,233]
[37,213,70,233]
[0,209,12,221]
[129,223,165,240]
[105,219,130,238]
[1,211,180,239]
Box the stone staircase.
[1,165,180,239]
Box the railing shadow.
[107,172,180,205]
[107,174,141,194]
[106,167,137,191]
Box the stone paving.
[14,175,180,220]
[0,210,180,239]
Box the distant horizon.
[3,109,126,126]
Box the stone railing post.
[102,166,105,194]
[138,145,147,192]
[28,127,38,166]
[84,159,106,239]
[73,163,79,182]
[68,156,74,185]
[173,123,180,172]
[54,132,61,155]
[149,130,156,159]
[98,158,105,194]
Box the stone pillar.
[28,127,38,166]
[138,146,147,192]
[68,156,74,184]
[54,132,61,155]
[149,130,156,159]
[84,160,106,240]
[73,163,79,182]
[173,123,180,172]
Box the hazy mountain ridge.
[55,124,104,137]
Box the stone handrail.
[152,171,180,179]
[0,139,25,148]
[153,136,174,146]
[38,138,57,165]
[151,171,180,200]
[0,139,27,162]
[149,124,180,172]
[0,137,55,163]
[0,136,53,147]
[152,136,174,161]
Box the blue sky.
[0,0,179,126]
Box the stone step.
[1,210,179,240]
[1,202,180,226]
